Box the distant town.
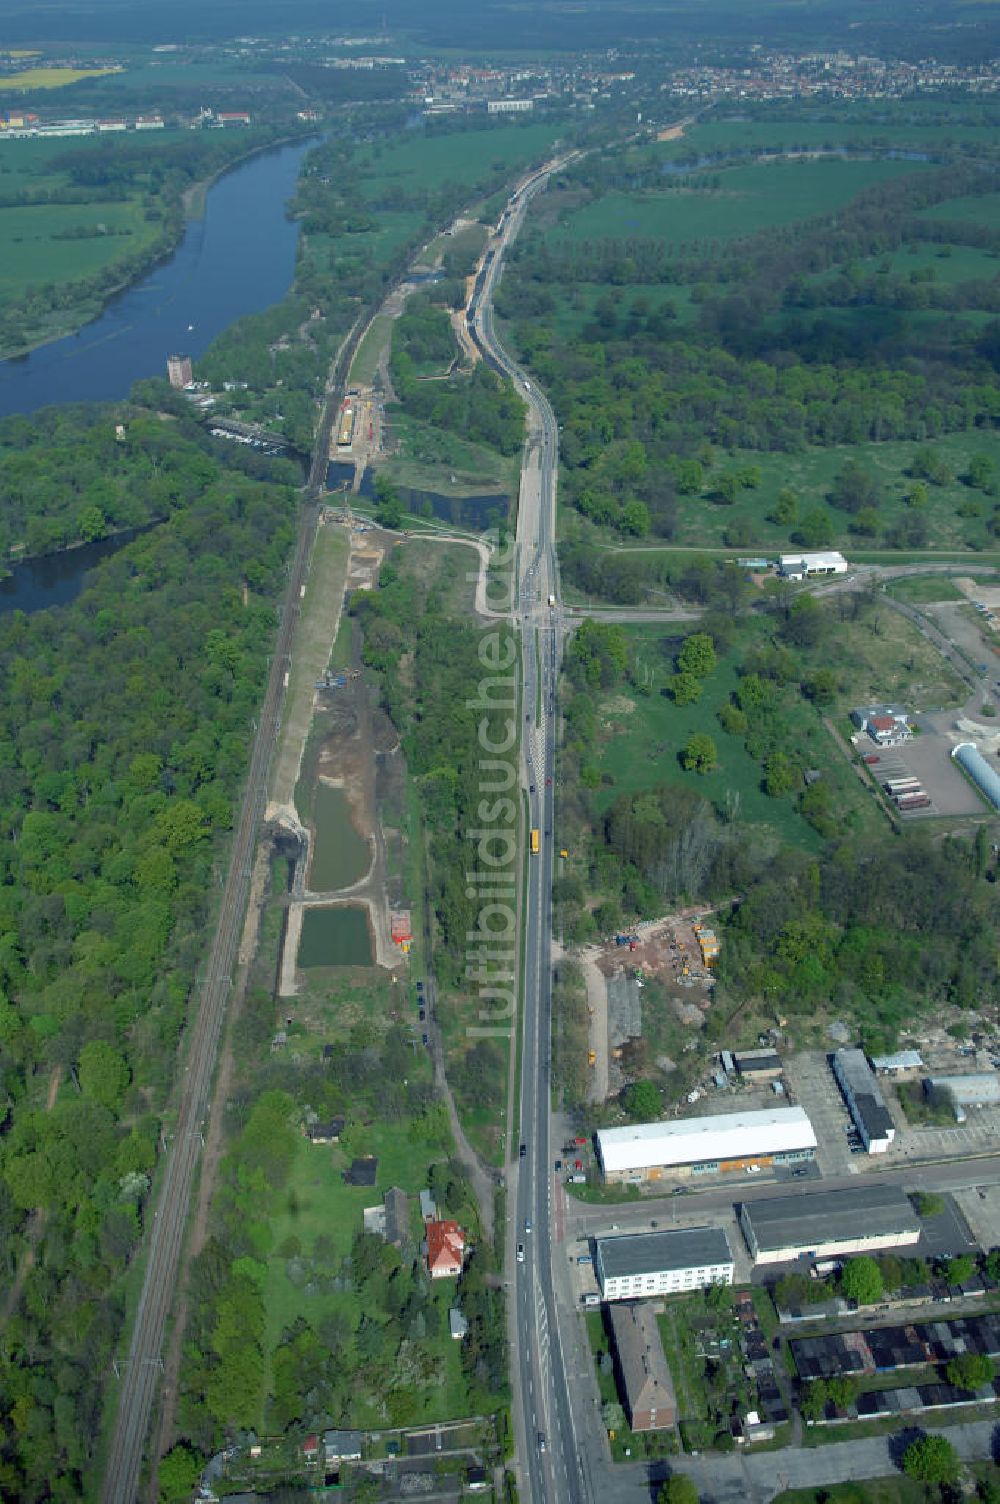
[2,37,1000,143]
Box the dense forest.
[499,156,1000,545]
[0,405,297,1500]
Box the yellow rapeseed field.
[0,67,121,90]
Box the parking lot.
[897,1108,1000,1162]
[877,733,986,817]
[784,1051,857,1176]
[955,1184,1000,1251]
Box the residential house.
[426,1219,465,1278]
[608,1301,677,1432]
[384,1187,410,1247]
[304,1117,345,1144]
[323,1430,363,1466]
[345,1156,378,1187]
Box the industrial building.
[778,551,848,580]
[596,1105,817,1184]
[595,1227,735,1301]
[832,1048,895,1153]
[871,1050,924,1078]
[925,1073,1000,1123]
[734,1048,783,1081]
[607,1302,677,1432]
[952,742,1000,811]
[740,1185,921,1266]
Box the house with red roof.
[426,1219,465,1279]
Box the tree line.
[0,409,298,1501]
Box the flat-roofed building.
[926,1073,1000,1123]
[734,1048,783,1081]
[608,1302,677,1432]
[778,551,848,580]
[596,1105,817,1184]
[832,1048,895,1153]
[871,1050,924,1078]
[740,1185,920,1266]
[596,1227,734,1302]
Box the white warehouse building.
[596,1227,735,1302]
[952,741,1000,812]
[596,1106,817,1184]
[778,551,848,581]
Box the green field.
[0,199,157,301]
[887,575,969,603]
[590,612,962,850]
[920,190,1000,227]
[0,130,196,320]
[0,66,120,90]
[552,157,927,250]
[359,121,565,200]
[255,1134,474,1422]
[349,312,394,386]
[593,627,818,848]
[805,239,1000,289]
[381,409,518,500]
[775,1480,928,1504]
[666,118,1000,157]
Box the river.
[0,135,315,420]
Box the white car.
[517,1244,525,1263]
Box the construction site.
[580,911,721,1102]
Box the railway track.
[100,497,319,1503]
[100,300,370,1498]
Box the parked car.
[418,1008,426,1021]
[421,1033,429,1046]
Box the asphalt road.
[101,324,364,1501]
[469,168,1000,1504]
[470,157,591,1504]
[567,1152,1000,1239]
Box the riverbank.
[0,126,313,364]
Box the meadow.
[663,117,1000,158]
[359,119,565,200]
[0,66,120,90]
[0,130,190,314]
[804,239,1000,289]
[550,156,927,251]
[383,410,518,500]
[919,189,1000,229]
[0,199,156,301]
[591,606,964,853]
[593,623,878,850]
[658,430,1000,554]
